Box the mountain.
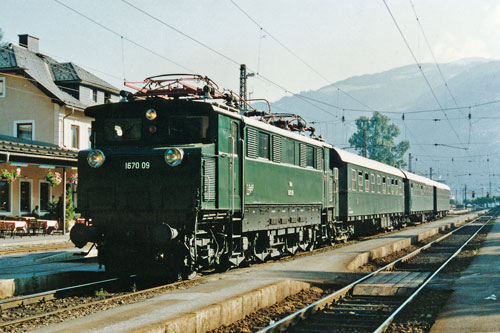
[264,58,500,200]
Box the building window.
[39,182,51,211]
[16,122,33,140]
[20,181,31,213]
[258,132,270,159]
[0,77,5,98]
[0,181,10,212]
[90,88,98,102]
[71,125,80,149]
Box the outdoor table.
[3,220,27,233]
[36,219,58,233]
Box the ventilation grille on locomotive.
[299,143,306,167]
[247,128,258,158]
[316,148,323,170]
[272,136,281,163]
[203,158,216,201]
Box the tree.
[349,112,410,168]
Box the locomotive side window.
[104,119,142,142]
[258,132,270,159]
[306,146,315,168]
[282,138,295,165]
[169,116,210,139]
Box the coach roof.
[332,147,405,178]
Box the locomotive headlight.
[145,108,157,120]
[164,148,184,167]
[87,149,106,168]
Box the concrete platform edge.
[346,213,481,271]
[133,279,311,333]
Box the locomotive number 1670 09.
[124,161,151,170]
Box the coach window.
[382,177,386,193]
[371,174,375,193]
[364,173,370,192]
[358,171,363,191]
[258,132,270,159]
[377,175,381,193]
[351,169,357,191]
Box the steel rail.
[257,212,493,333]
[0,277,121,311]
[373,213,496,333]
[0,273,196,329]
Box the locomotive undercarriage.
[94,210,422,280]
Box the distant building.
[0,34,120,220]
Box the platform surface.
[353,271,430,296]
[431,217,500,332]
[29,212,481,333]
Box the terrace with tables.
[0,135,78,238]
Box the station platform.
[31,211,483,333]
[431,216,500,332]
[0,233,73,250]
[0,235,100,298]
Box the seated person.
[31,205,40,219]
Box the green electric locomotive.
[70,74,449,278]
[70,75,344,277]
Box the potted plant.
[46,170,62,186]
[70,174,78,185]
[1,169,18,183]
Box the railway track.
[1,268,214,331]
[258,211,497,333]
[0,211,479,331]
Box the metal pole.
[363,129,367,157]
[240,64,247,113]
[430,167,433,179]
[408,153,412,172]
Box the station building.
[0,34,119,221]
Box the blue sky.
[3,0,500,101]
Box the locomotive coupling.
[151,223,179,248]
[70,223,101,248]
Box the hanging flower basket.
[1,169,18,183]
[70,174,78,185]
[46,170,62,186]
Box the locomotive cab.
[72,99,219,276]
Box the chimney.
[18,34,39,53]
